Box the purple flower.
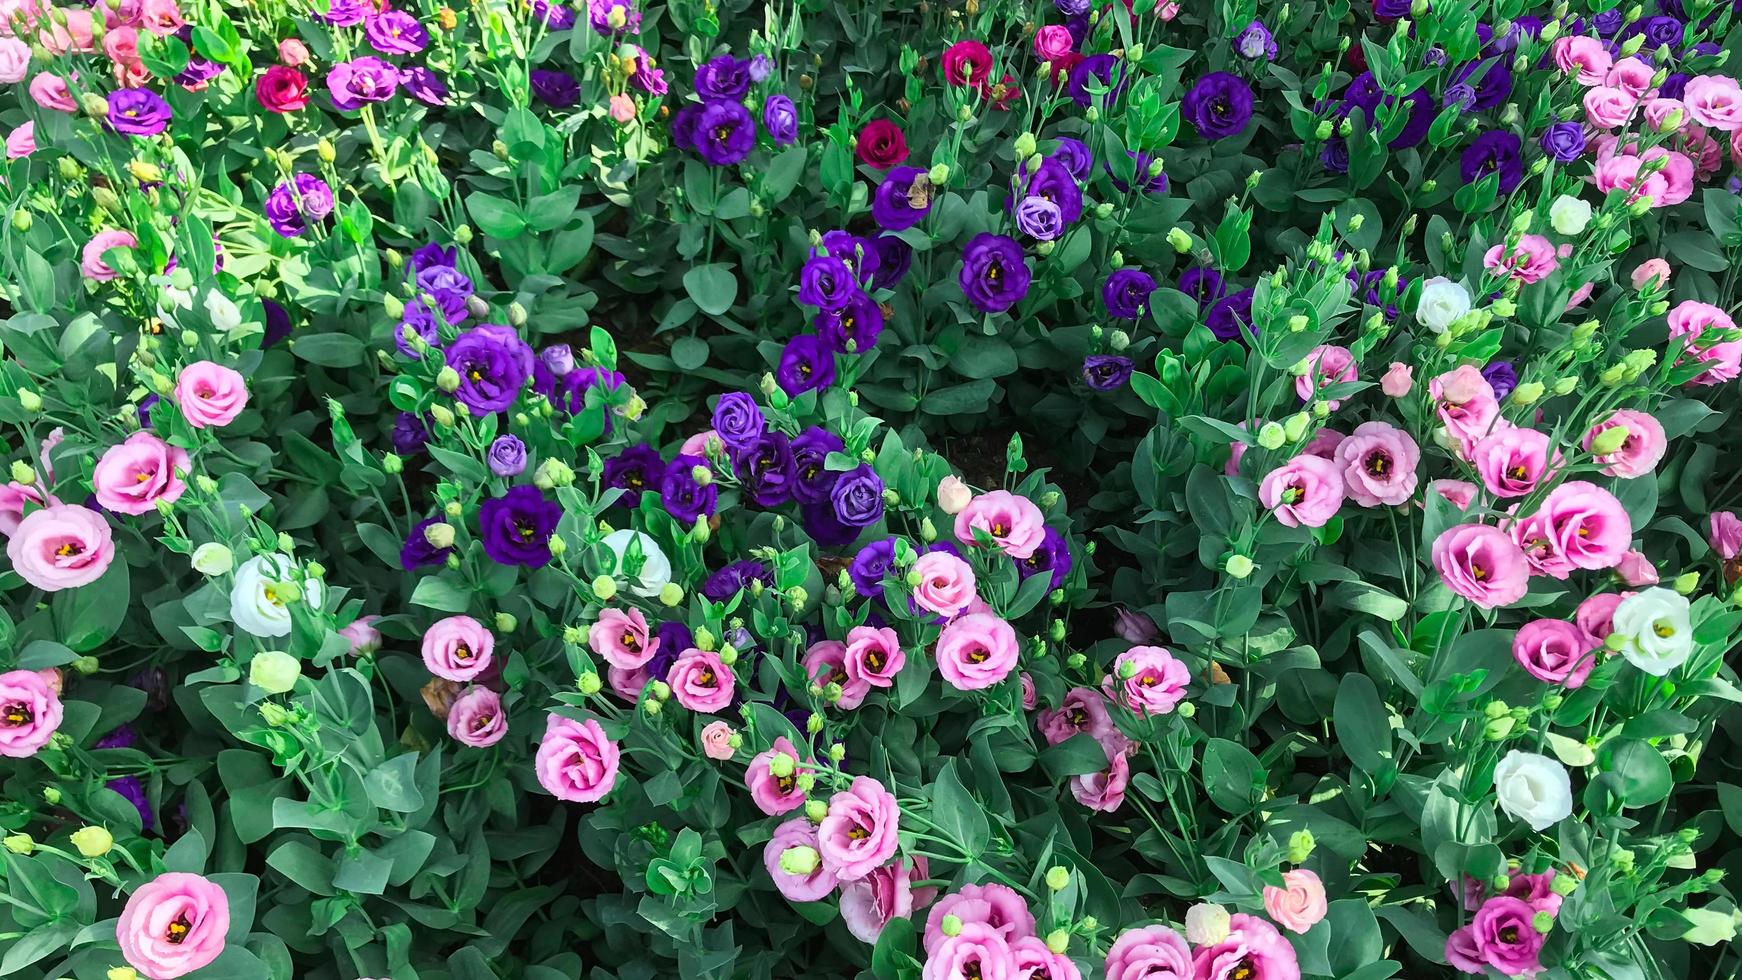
[109,776,153,831]
[1388,88,1434,149]
[1082,355,1134,391]
[695,100,754,165]
[263,173,335,238]
[696,55,751,100]
[107,89,172,136]
[603,443,663,497]
[263,300,292,347]
[478,486,561,568]
[1344,71,1384,113]
[816,292,884,354]
[327,57,400,111]
[1054,0,1089,13]
[1179,266,1227,309]
[1017,157,1084,223]
[1236,20,1277,59]
[538,365,623,416]
[1451,58,1512,110]
[1013,196,1064,240]
[702,560,771,602]
[802,498,860,549]
[392,412,430,455]
[777,335,836,395]
[871,167,933,231]
[648,622,692,678]
[586,0,639,35]
[1108,151,1168,194]
[531,69,581,108]
[763,94,798,145]
[488,435,527,477]
[628,46,667,94]
[799,253,858,310]
[1539,121,1586,164]
[661,454,718,523]
[1067,53,1126,108]
[1593,8,1625,34]
[1049,137,1092,180]
[711,392,765,450]
[816,230,880,280]
[849,538,895,597]
[733,433,796,507]
[540,344,575,376]
[1482,360,1518,401]
[408,243,458,275]
[1633,15,1683,49]
[791,428,844,504]
[1103,269,1156,319]
[867,235,912,290]
[1019,527,1072,590]
[1320,137,1350,173]
[401,515,455,570]
[1372,0,1410,15]
[366,10,428,54]
[830,464,884,528]
[446,324,535,414]
[96,725,137,749]
[398,66,449,105]
[1444,83,1477,111]
[1207,287,1257,343]
[959,233,1031,314]
[530,0,576,28]
[317,0,372,26]
[414,265,474,323]
[1183,72,1255,140]
[1460,130,1523,192]
[396,310,439,357]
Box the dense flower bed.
[2,0,1742,977]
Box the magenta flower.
[817,776,899,880]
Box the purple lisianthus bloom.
[702,560,771,602]
[1451,59,1512,110]
[695,100,754,165]
[1482,361,1518,401]
[408,243,458,275]
[1207,288,1257,343]
[366,10,428,53]
[1179,266,1227,309]
[107,88,172,137]
[401,515,455,570]
[488,435,527,477]
[327,57,400,111]
[1019,527,1072,590]
[264,173,335,238]
[670,104,702,151]
[711,392,765,450]
[1082,355,1134,391]
[96,725,137,749]
[447,324,535,414]
[1320,137,1350,174]
[396,309,439,357]
[1539,121,1586,163]
[628,45,667,94]
[392,412,431,455]
[1108,151,1167,194]
[587,0,638,34]
[830,464,884,528]
[263,299,293,348]
[530,0,576,28]
[109,775,154,831]
[763,94,798,145]
[816,230,880,280]
[816,291,885,354]
[540,344,575,376]
[872,167,933,231]
[777,334,836,395]
[176,45,226,86]
[733,432,796,507]
[317,0,372,26]
[1049,137,1092,181]
[1236,20,1278,59]
[1592,8,1625,34]
[1067,53,1126,108]
[478,485,561,568]
[661,454,718,523]
[1460,130,1523,192]
[1633,15,1683,48]
[415,265,474,322]
[1013,196,1064,240]
[1344,72,1384,114]
[959,233,1031,314]
[803,498,861,550]
[696,55,752,100]
[647,622,692,679]
[1103,269,1157,319]
[603,443,663,496]
[1017,157,1084,223]
[1443,84,1477,111]
[791,427,844,504]
[868,235,912,290]
[799,253,858,310]
[1660,72,1689,101]
[1183,71,1255,140]
[1372,0,1410,14]
[1388,88,1434,149]
[849,538,895,597]
[531,69,581,108]
[543,366,624,416]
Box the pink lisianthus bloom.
[421,614,493,681]
[1295,344,1357,409]
[1470,426,1557,499]
[1708,511,1742,560]
[679,428,719,459]
[339,615,382,655]
[1032,24,1074,60]
[1262,868,1329,933]
[1334,421,1420,507]
[1605,56,1657,99]
[935,613,1019,691]
[746,735,808,815]
[1380,362,1413,397]
[1583,85,1637,128]
[1103,924,1192,980]
[81,229,138,281]
[7,504,115,591]
[1630,257,1672,291]
[1503,869,1564,917]
[910,550,978,617]
[91,430,190,515]
[923,923,1018,980]
[28,71,76,112]
[607,665,650,700]
[1191,913,1302,980]
[446,687,507,747]
[1069,742,1130,812]
[1615,549,1659,587]
[1258,454,1345,528]
[1468,896,1545,976]
[1430,365,1503,453]
[174,361,249,428]
[0,668,63,757]
[1582,409,1666,478]
[1035,685,1115,746]
[1432,523,1530,609]
[0,480,59,537]
[764,817,838,902]
[534,713,619,802]
[1483,234,1558,284]
[117,873,230,979]
[1109,646,1190,715]
[1012,935,1083,980]
[1018,672,1036,709]
[841,858,921,943]
[699,720,735,760]
[38,8,95,54]
[665,647,735,713]
[1511,618,1597,688]
[4,121,33,159]
[953,489,1046,559]
[137,0,185,35]
[1682,74,1742,131]
[1112,607,1159,643]
[1576,592,1629,644]
[817,776,900,881]
[1550,35,1611,86]
[843,624,905,688]
[923,882,1036,952]
[805,638,869,708]
[1541,480,1634,572]
[1428,479,1479,511]
[587,606,657,670]
[1667,300,1742,386]
[1301,427,1345,460]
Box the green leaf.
[928,759,990,858]
[1202,738,1266,813]
[683,264,739,316]
[1333,673,1392,774]
[52,561,129,653]
[291,333,366,368]
[920,379,995,415]
[1600,739,1672,807]
[671,336,710,371]
[1039,734,1112,780]
[526,186,581,233]
[949,335,1018,379]
[410,576,473,613]
[465,193,528,239]
[365,753,426,812]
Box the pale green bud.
[778,845,820,875]
[592,576,618,601]
[1225,554,1255,579]
[70,825,114,858]
[423,522,456,549]
[1286,830,1316,864]
[191,543,233,576]
[1257,422,1286,450]
[249,651,302,695]
[1045,866,1070,891]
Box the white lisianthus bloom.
[1415,277,1471,334]
[1549,195,1592,236]
[602,529,671,599]
[203,291,242,333]
[1493,750,1573,831]
[231,554,324,638]
[1612,587,1694,676]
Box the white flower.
[1493,750,1573,831]
[1415,277,1471,334]
[190,543,233,576]
[203,290,242,333]
[1549,195,1592,236]
[1612,587,1693,676]
[230,554,324,638]
[1184,903,1231,944]
[602,529,671,598]
[937,475,973,515]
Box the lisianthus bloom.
[791,428,844,504]
[107,87,172,136]
[818,776,899,880]
[747,736,809,815]
[733,432,796,507]
[692,99,753,165]
[830,464,885,529]
[910,550,977,617]
[816,291,884,354]
[1512,618,1596,688]
[173,362,248,427]
[1102,268,1156,319]
[602,443,662,498]
[806,638,868,709]
[1110,646,1190,715]
[954,490,1046,559]
[531,68,581,107]
[1081,355,1133,391]
[588,606,654,671]
[0,668,63,757]
[666,648,735,713]
[255,64,309,112]
[702,559,770,602]
[776,334,836,396]
[923,882,1036,952]
[1295,344,1357,408]
[935,613,1019,691]
[1036,686,1115,746]
[1192,913,1300,980]
[1182,71,1255,139]
[1259,454,1345,528]
[1014,157,1084,224]
[327,55,399,109]
[1334,421,1419,507]
[81,228,138,281]
[1667,300,1742,385]
[365,9,427,53]
[799,253,857,310]
[1263,869,1328,933]
[478,485,561,568]
[1071,745,1130,812]
[872,166,933,231]
[0,480,56,538]
[1483,234,1558,284]
[535,714,619,802]
[1432,523,1529,609]
[1460,130,1523,192]
[1104,924,1192,980]
[1471,426,1557,498]
[117,873,229,979]
[1518,481,1633,577]
[1683,74,1742,131]
[92,430,189,515]
[447,323,535,413]
[841,858,927,944]
[1551,35,1612,84]
[1582,409,1666,478]
[7,504,115,592]
[339,616,382,655]
[699,721,735,759]
[263,172,335,238]
[941,39,993,87]
[1429,365,1502,453]
[1710,511,1742,560]
[959,233,1031,313]
[765,817,839,902]
[1612,587,1693,676]
[856,119,908,168]
[1018,526,1073,590]
[447,687,506,747]
[1206,288,1256,342]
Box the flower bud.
[1286,829,1316,863]
[1589,426,1630,456]
[1045,929,1070,954]
[317,138,336,163]
[249,650,302,695]
[1186,903,1231,944]
[805,798,829,823]
[2,834,32,855]
[430,404,456,427]
[941,914,964,937]
[573,671,602,696]
[383,453,404,474]
[1225,554,1255,579]
[191,543,233,576]
[1014,132,1037,159]
[778,845,820,875]
[80,92,111,117]
[17,389,42,413]
[70,825,114,858]
[592,576,618,601]
[1167,227,1192,253]
[535,459,575,489]
[807,712,825,734]
[928,163,950,185]
[1257,422,1286,450]
[648,680,672,701]
[1674,572,1699,595]
[1511,381,1543,406]
[494,612,517,633]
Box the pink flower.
[7,504,114,591]
[1576,592,1627,643]
[1606,56,1656,98]
[534,713,619,803]
[279,37,309,65]
[1483,234,1558,284]
[39,8,95,53]
[1019,672,1036,709]
[1667,299,1742,386]
[699,720,736,760]
[1708,511,1742,560]
[1503,869,1564,917]
[937,475,973,514]
[1429,479,1479,510]
[607,665,649,700]
[447,687,506,747]
[91,431,189,515]
[0,668,62,757]
[1430,365,1502,452]
[421,615,493,681]
[805,639,868,708]
[1469,897,1544,976]
[1033,24,1074,60]
[1615,549,1659,587]
[1035,686,1115,746]
[1302,427,1345,459]
[609,94,635,122]
[137,0,184,34]
[4,121,33,159]
[817,775,900,881]
[103,24,139,65]
[1564,281,1594,311]
[174,361,248,428]
[339,615,381,654]
[1112,608,1159,643]
[1630,258,1672,290]
[1012,935,1082,980]
[1110,646,1190,715]
[0,480,58,537]
[1295,344,1357,409]
[935,613,1019,691]
[1582,409,1666,478]
[1471,427,1556,499]
[1542,480,1634,572]
[39,427,61,481]
[117,873,230,979]
[587,606,656,670]
[1583,85,1637,128]
[1512,619,1596,688]
[954,489,1046,559]
[1262,868,1328,934]
[666,648,734,713]
[1104,925,1192,980]
[844,624,905,688]
[1258,454,1345,528]
[746,736,808,815]
[1445,926,1486,973]
[679,429,718,458]
[81,229,138,281]
[1551,36,1612,85]
[911,550,978,617]
[1642,96,1685,132]
[1683,74,1742,131]
[0,37,26,83]
[1192,913,1301,980]
[1069,747,1129,812]
[841,859,918,943]
[924,882,1037,952]
[924,923,1018,980]
[1380,362,1413,397]
[764,817,838,902]
[1432,524,1530,609]
[28,71,76,112]
[1334,421,1420,507]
